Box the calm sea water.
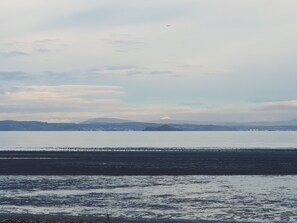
[1,131,297,222]
[0,131,297,150]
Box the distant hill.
[1,118,297,131]
[0,120,80,131]
[144,124,182,131]
[0,120,155,131]
[81,117,132,124]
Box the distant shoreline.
[1,149,297,175]
[2,120,297,131]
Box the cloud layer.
[1,0,297,122]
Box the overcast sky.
[1,0,297,122]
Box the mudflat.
[0,213,248,223]
[0,149,297,175]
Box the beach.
[0,214,253,223]
[1,149,297,222]
[0,149,297,175]
[1,150,297,222]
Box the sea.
[0,131,297,222]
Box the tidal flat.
[0,149,297,175]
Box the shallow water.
[0,175,297,222]
[1,131,297,150]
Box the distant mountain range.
[81,117,131,124]
[1,118,297,131]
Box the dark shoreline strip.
[1,149,297,175]
[0,213,249,223]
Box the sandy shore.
[0,149,297,175]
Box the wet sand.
[0,214,247,223]
[1,149,297,175]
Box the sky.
[1,0,297,123]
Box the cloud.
[0,100,122,114]
[1,99,297,123]
[160,116,171,120]
[104,65,141,70]
[94,66,174,77]
[49,1,193,30]
[0,84,126,122]
[94,66,145,76]
[8,39,60,46]
[112,40,144,46]
[0,71,29,81]
[5,39,66,56]
[257,100,297,111]
[149,70,172,75]
[35,48,52,53]
[0,51,30,57]
[1,71,81,87]
[3,85,125,104]
[32,39,68,48]
[33,39,60,45]
[0,111,118,123]
[111,39,145,52]
[1,1,297,123]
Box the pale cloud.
[7,39,67,49]
[0,101,297,123]
[111,39,145,53]
[35,48,52,53]
[0,112,104,123]
[0,51,30,57]
[94,66,144,76]
[257,100,297,111]
[94,66,174,77]
[1,0,297,122]
[0,71,29,81]
[3,85,125,103]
